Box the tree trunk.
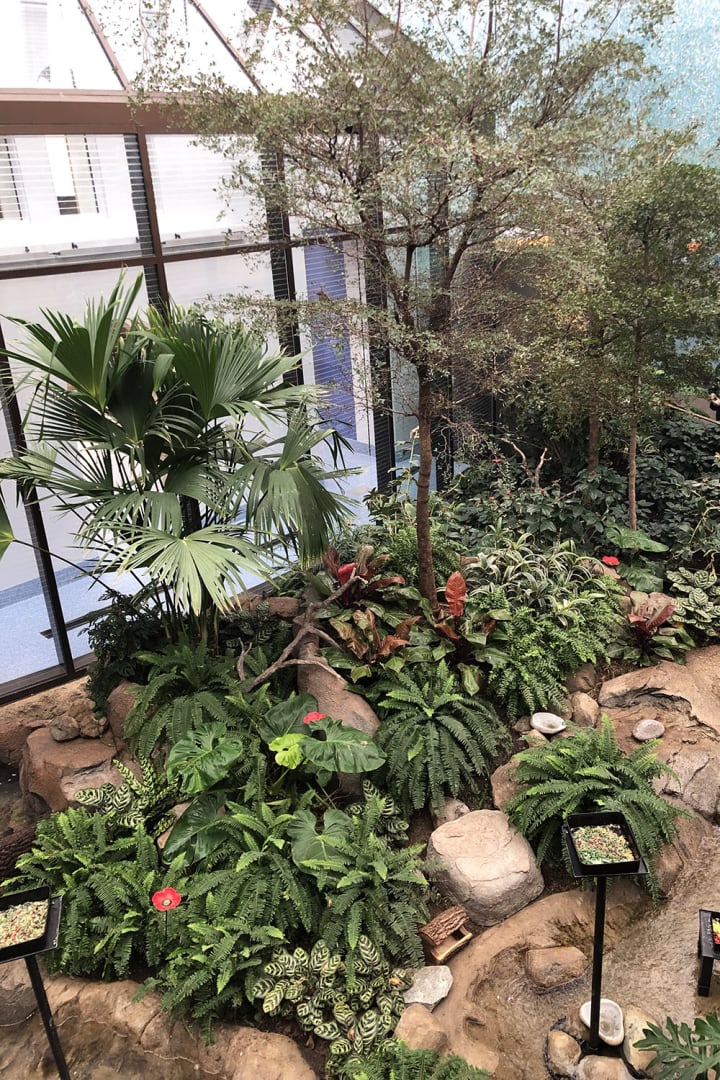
[627,418,638,531]
[588,413,601,470]
[416,379,437,606]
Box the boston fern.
[506,716,686,900]
[366,661,507,813]
[338,1041,491,1079]
[11,808,184,978]
[125,639,242,757]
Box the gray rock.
[490,759,520,810]
[430,799,470,828]
[566,663,597,694]
[403,966,453,1011]
[632,718,665,742]
[526,946,587,989]
[579,999,624,1047]
[394,1003,449,1053]
[546,1030,582,1078]
[49,713,81,742]
[427,810,544,926]
[571,692,600,728]
[622,1004,660,1077]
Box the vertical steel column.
[588,875,608,1050]
[261,148,303,381]
[0,335,75,673]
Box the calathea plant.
[253,935,412,1072]
[666,567,720,638]
[74,757,178,838]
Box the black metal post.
[24,954,71,1080]
[589,875,608,1050]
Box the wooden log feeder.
[419,905,474,963]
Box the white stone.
[632,718,665,742]
[403,966,453,1011]
[531,712,567,735]
[579,999,624,1047]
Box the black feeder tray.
[562,811,646,879]
[0,886,69,1079]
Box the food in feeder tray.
[712,916,720,947]
[571,824,634,865]
[0,898,48,949]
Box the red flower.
[303,711,327,724]
[601,555,620,567]
[152,887,182,911]
[337,563,356,586]
[491,457,502,463]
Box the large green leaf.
[302,719,386,774]
[605,523,668,553]
[165,723,246,795]
[161,790,228,863]
[259,694,319,744]
[287,808,350,870]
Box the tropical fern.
[337,1040,491,1079]
[10,808,184,977]
[487,588,622,720]
[289,784,429,965]
[124,640,241,756]
[366,661,507,813]
[506,715,688,900]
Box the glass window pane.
[0,135,141,269]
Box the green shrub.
[74,756,178,837]
[124,639,241,756]
[338,1040,490,1079]
[505,715,687,900]
[86,592,166,713]
[667,567,720,638]
[254,936,411,1072]
[10,808,184,978]
[289,783,429,965]
[366,661,506,813]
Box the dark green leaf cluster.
[124,639,241,756]
[337,1039,490,1080]
[288,783,429,965]
[85,591,166,712]
[486,582,622,719]
[10,808,183,978]
[506,716,687,900]
[366,661,506,813]
[633,1014,720,1080]
[253,936,411,1070]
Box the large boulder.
[394,1003,450,1054]
[106,681,139,746]
[20,728,119,812]
[526,945,587,989]
[0,677,104,765]
[427,810,544,926]
[296,638,380,737]
[622,1004,661,1078]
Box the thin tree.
[135,0,673,600]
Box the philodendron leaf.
[165,723,245,794]
[605,523,668,553]
[302,719,385,774]
[259,693,318,744]
[269,733,305,769]
[161,789,227,863]
[288,807,350,870]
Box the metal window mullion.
[0,338,75,674]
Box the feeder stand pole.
[25,955,71,1080]
[589,876,608,1051]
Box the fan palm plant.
[0,274,352,642]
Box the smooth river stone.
[632,718,665,742]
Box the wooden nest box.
[419,905,473,963]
